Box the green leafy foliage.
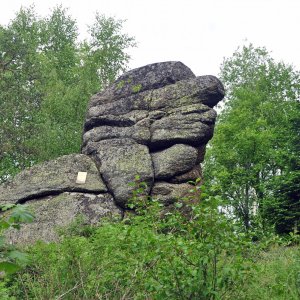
[0,204,34,276]
[0,5,136,182]
[236,246,300,300]
[0,6,43,180]
[204,43,300,233]
[0,183,254,299]
[0,182,297,299]
[1,182,297,299]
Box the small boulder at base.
[151,144,199,180]
[6,192,122,244]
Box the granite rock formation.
[0,154,122,243]
[82,61,224,207]
[0,61,224,243]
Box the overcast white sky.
[1,0,300,77]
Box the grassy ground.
[234,245,300,300]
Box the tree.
[0,5,136,182]
[85,13,136,88]
[29,9,136,163]
[204,44,300,232]
[0,6,43,181]
[264,106,300,234]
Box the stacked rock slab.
[0,154,122,243]
[0,61,224,243]
[82,61,224,207]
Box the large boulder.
[0,61,224,244]
[82,61,224,205]
[94,139,154,207]
[0,154,121,243]
[0,154,107,204]
[6,192,122,244]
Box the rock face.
[6,192,122,244]
[0,154,122,243]
[0,154,107,204]
[0,61,224,243]
[82,61,224,206]
[95,139,153,207]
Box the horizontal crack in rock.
[17,189,106,204]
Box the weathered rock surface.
[82,61,224,205]
[0,154,107,204]
[0,154,121,244]
[0,61,224,244]
[151,182,193,204]
[87,61,196,109]
[151,144,198,180]
[7,192,122,244]
[94,139,154,207]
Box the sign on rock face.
[82,61,224,207]
[76,172,87,184]
[0,61,224,243]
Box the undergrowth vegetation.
[1,181,299,299]
[0,204,34,276]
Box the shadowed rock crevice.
[17,189,109,205]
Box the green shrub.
[3,182,300,299]
[9,183,255,299]
[0,280,15,300]
[0,204,34,276]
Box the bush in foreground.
[3,183,300,299]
